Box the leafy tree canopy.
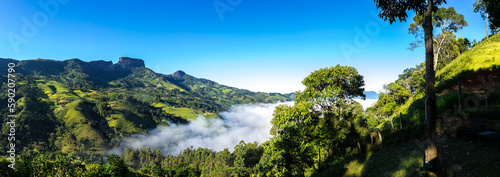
[297,65,365,107]
[485,0,500,33]
[267,65,367,175]
[374,0,446,23]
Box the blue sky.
[0,0,489,93]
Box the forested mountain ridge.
[0,57,293,110]
[0,57,293,157]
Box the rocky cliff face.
[114,57,145,69]
[88,60,113,70]
[88,57,145,70]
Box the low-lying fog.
[354,98,378,110]
[113,102,293,155]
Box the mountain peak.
[115,57,145,69]
[172,70,186,77]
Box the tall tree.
[409,7,467,71]
[374,0,445,172]
[269,101,316,176]
[485,0,500,34]
[268,65,365,175]
[297,65,365,158]
[474,0,490,39]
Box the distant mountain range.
[364,91,379,99]
[354,91,379,100]
[0,56,384,157]
[0,57,296,154]
[0,57,294,106]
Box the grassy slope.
[54,100,107,153]
[407,34,498,119]
[37,80,79,101]
[151,102,219,120]
[36,80,114,153]
[347,34,500,177]
[379,33,500,129]
[112,68,185,91]
[30,64,290,155]
[345,139,426,177]
[436,33,500,92]
[36,78,201,136]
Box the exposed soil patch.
[439,68,500,97]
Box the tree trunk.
[377,128,383,145]
[390,118,394,131]
[487,13,489,40]
[434,48,439,71]
[318,148,321,169]
[434,33,447,71]
[423,0,438,173]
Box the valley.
[0,57,294,156]
[1,1,500,176]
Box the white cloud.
[354,98,378,110]
[112,102,293,155]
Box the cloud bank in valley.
[354,98,378,110]
[114,102,292,155]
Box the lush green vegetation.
[0,59,292,133]
[0,34,498,176]
[1,3,499,175]
[365,15,500,142]
[361,34,500,176]
[0,65,371,177]
[262,65,368,176]
[0,57,293,176]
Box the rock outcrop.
[172,70,186,77]
[114,57,145,69]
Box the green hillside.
[0,57,294,158]
[350,34,500,176]
[395,32,500,123]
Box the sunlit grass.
[345,159,364,176]
[59,101,87,126]
[107,106,142,134]
[152,102,199,120]
[437,34,500,90]
[74,124,106,147]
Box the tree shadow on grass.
[360,138,426,177]
[310,147,369,177]
[164,115,189,125]
[116,109,157,130]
